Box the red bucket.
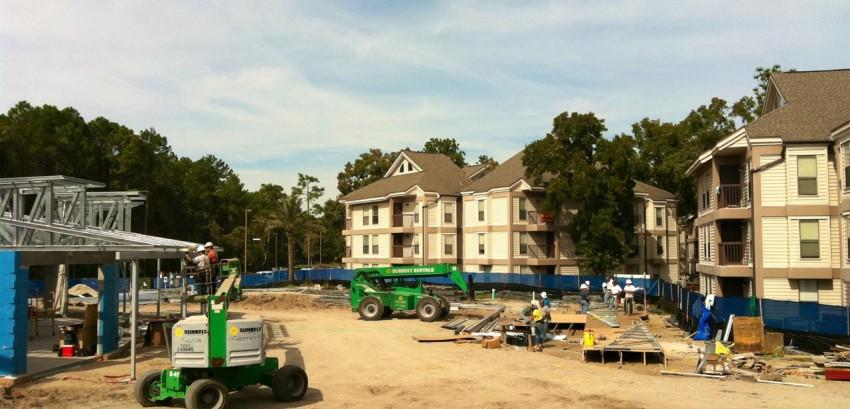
[59,346,76,357]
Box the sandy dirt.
[3,293,847,409]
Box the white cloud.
[2,0,850,197]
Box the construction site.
[0,184,848,409]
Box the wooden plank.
[660,371,726,379]
[549,313,587,325]
[732,317,765,353]
[762,331,784,354]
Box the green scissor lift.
[349,263,469,322]
[135,278,307,409]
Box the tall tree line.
[0,101,342,273]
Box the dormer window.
[407,162,413,172]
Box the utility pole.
[244,209,251,274]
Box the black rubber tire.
[186,378,229,409]
[382,308,394,318]
[437,296,451,320]
[272,365,309,402]
[134,370,166,407]
[416,297,441,322]
[358,296,384,321]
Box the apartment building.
[686,69,850,306]
[458,151,679,280]
[340,151,473,269]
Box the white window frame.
[362,235,369,255]
[655,206,664,229]
[371,234,379,255]
[443,234,455,256]
[798,279,818,303]
[444,202,454,224]
[371,204,379,225]
[477,200,486,222]
[478,233,486,255]
[799,219,820,259]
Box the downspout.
[749,147,786,302]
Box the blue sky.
[3,1,850,197]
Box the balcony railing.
[719,241,747,265]
[520,244,553,258]
[718,184,743,208]
[392,213,415,228]
[524,211,554,225]
[392,245,416,258]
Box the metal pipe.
[130,260,139,381]
[156,258,161,318]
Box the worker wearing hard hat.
[579,280,590,314]
[531,300,545,352]
[205,242,219,289]
[623,279,641,315]
[539,291,552,341]
[193,245,211,295]
[609,280,622,310]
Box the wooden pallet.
[582,322,666,366]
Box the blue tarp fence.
[659,281,850,337]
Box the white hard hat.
[585,280,590,285]
[197,245,205,252]
[626,279,633,284]
[540,291,548,298]
[205,242,213,248]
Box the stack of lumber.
[440,306,504,334]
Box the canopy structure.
[0,175,197,264]
[0,176,198,379]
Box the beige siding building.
[459,152,680,280]
[687,69,850,306]
[341,151,476,269]
[342,150,679,280]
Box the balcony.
[392,244,417,258]
[518,244,554,258]
[718,184,743,208]
[526,211,554,225]
[392,213,415,228]
[718,242,747,265]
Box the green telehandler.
[349,263,469,322]
[134,277,307,409]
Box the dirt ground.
[3,292,848,409]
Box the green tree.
[475,154,499,171]
[261,194,305,281]
[423,137,466,167]
[523,112,636,275]
[337,148,396,196]
[732,65,796,123]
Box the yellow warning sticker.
[175,327,184,337]
[229,326,239,336]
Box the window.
[414,205,420,224]
[799,279,818,303]
[443,234,455,256]
[797,156,817,196]
[444,202,454,224]
[362,235,369,254]
[479,265,492,273]
[478,233,486,255]
[407,162,413,172]
[477,200,485,222]
[371,234,379,255]
[362,208,369,226]
[371,205,379,224]
[655,207,664,229]
[843,142,850,190]
[656,235,664,255]
[519,232,528,255]
[413,234,420,255]
[518,198,528,221]
[799,220,820,259]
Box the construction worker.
[193,245,211,295]
[205,242,219,290]
[609,280,621,310]
[602,277,610,307]
[531,300,545,352]
[579,280,590,314]
[540,291,552,340]
[623,279,641,315]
